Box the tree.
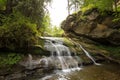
[113,0,120,12]
[83,0,120,11]
[67,0,70,14]
[0,0,52,28]
[69,0,83,12]
[0,0,52,51]
[13,0,52,29]
[67,0,84,14]
[0,0,7,10]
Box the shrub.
[0,12,38,52]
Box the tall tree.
[0,0,52,29]
[67,0,84,14]
[83,0,114,11]
[0,0,52,51]
[69,0,83,12]
[0,0,7,10]
[114,0,118,12]
[67,0,70,14]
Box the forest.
[0,0,120,80]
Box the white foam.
[62,67,82,73]
[95,63,101,65]
[40,75,52,80]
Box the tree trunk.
[67,0,70,15]
[114,0,118,12]
[5,0,13,14]
[75,2,77,12]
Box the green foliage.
[82,0,113,11]
[0,53,23,67]
[0,0,6,10]
[0,12,38,51]
[0,0,52,32]
[52,26,64,37]
[39,14,51,36]
[0,0,53,51]
[12,0,52,29]
[68,0,120,13]
[38,13,64,37]
[112,11,120,22]
[0,0,53,70]
[113,17,120,22]
[13,0,43,28]
[95,0,113,11]
[44,26,64,37]
[81,4,94,13]
[117,6,120,11]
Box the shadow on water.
[68,63,120,80]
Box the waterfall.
[68,38,100,65]
[46,40,69,70]
[44,39,81,72]
[79,44,100,65]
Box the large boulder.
[61,8,120,45]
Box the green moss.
[96,45,120,59]
[63,38,74,47]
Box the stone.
[0,76,4,80]
[5,73,26,80]
[61,8,120,45]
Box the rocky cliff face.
[61,8,120,45]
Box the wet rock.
[0,76,4,80]
[19,54,55,70]
[0,54,55,80]
[5,73,26,80]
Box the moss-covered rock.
[61,8,120,46]
[61,8,120,62]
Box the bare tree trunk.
[5,0,13,14]
[114,0,118,12]
[5,0,18,14]
[67,0,70,15]
[75,2,77,12]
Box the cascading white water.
[68,38,100,65]
[44,39,81,72]
[46,40,69,70]
[79,44,100,65]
